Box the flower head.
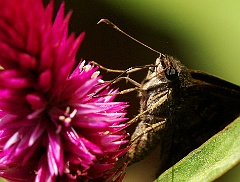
[0,0,129,181]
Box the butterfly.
[126,53,240,176]
[97,19,240,177]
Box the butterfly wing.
[157,72,240,175]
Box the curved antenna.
[98,19,161,54]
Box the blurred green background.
[1,1,239,181]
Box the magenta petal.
[37,155,56,182]
[62,128,96,162]
[28,122,45,146]
[78,136,102,154]
[26,93,47,110]
[18,52,37,70]
[48,129,64,175]
[3,131,19,150]
[73,114,109,129]
[96,134,127,144]
[38,69,52,92]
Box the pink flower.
[0,0,129,181]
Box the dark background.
[43,1,240,181]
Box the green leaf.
[156,117,240,182]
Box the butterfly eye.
[165,67,178,81]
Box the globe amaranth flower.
[0,0,129,181]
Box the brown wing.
[157,72,240,175]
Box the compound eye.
[165,67,178,81]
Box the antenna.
[97,19,161,54]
